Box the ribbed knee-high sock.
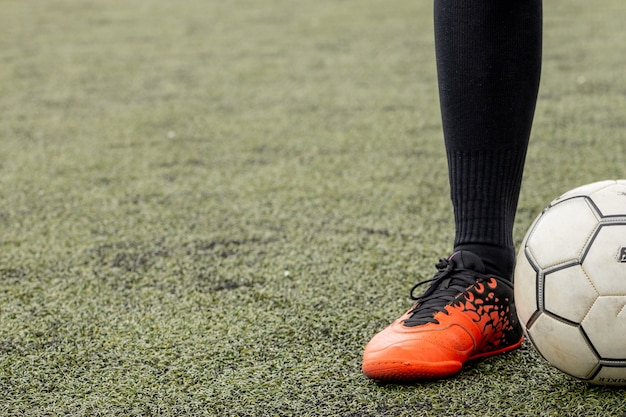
[434,0,542,279]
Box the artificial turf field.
[1,0,625,415]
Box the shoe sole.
[362,336,523,382]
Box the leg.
[362,0,542,382]
[436,0,542,280]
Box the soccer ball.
[514,179,626,386]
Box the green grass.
[0,0,625,415]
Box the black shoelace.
[403,257,486,327]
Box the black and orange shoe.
[362,251,523,382]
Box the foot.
[362,251,523,382]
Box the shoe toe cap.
[362,321,475,365]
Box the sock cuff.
[448,148,527,249]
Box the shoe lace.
[403,257,485,327]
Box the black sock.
[434,0,542,279]
[454,244,516,281]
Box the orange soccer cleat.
[362,251,523,382]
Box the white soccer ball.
[515,179,626,386]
